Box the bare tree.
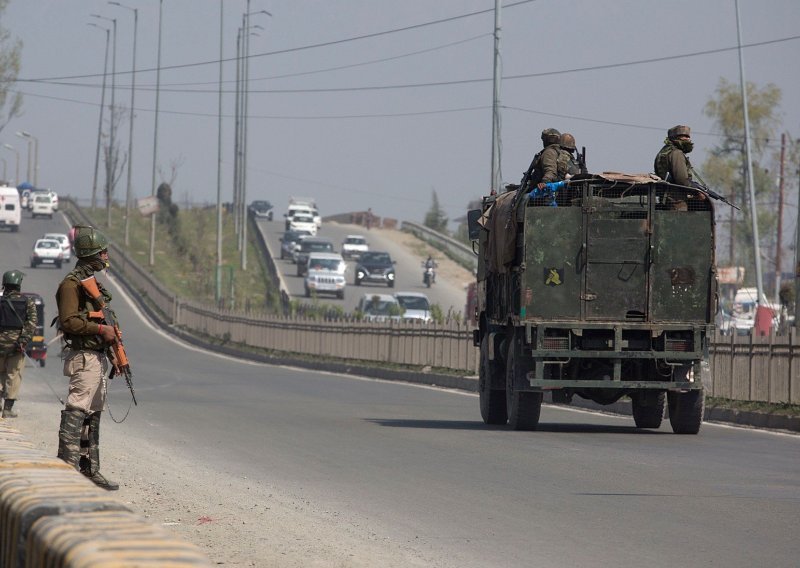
[0,0,23,136]
[158,155,186,188]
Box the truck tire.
[479,334,507,425]
[505,333,542,431]
[631,391,665,429]
[668,390,704,434]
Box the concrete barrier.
[0,421,212,567]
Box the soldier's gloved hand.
[15,342,26,353]
[98,324,117,343]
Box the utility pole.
[216,0,224,302]
[735,0,766,334]
[92,13,116,225]
[775,133,786,303]
[794,161,800,328]
[490,0,502,194]
[88,24,109,210]
[149,0,163,266]
[110,1,138,248]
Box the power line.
[26,34,800,96]
[19,0,538,83]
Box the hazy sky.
[3,0,799,229]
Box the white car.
[304,252,347,299]
[31,193,55,219]
[356,293,402,322]
[284,204,314,230]
[341,234,368,260]
[394,292,433,323]
[289,213,317,236]
[42,232,72,263]
[30,238,64,268]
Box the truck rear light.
[543,337,569,350]
[665,338,692,351]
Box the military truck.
[468,173,717,433]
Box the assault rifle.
[80,276,137,405]
[577,146,588,175]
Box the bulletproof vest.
[654,142,691,182]
[59,270,106,351]
[0,296,27,330]
[557,149,581,178]
[530,144,561,186]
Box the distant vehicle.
[280,229,313,260]
[20,292,47,367]
[394,291,432,323]
[20,189,31,209]
[284,203,315,231]
[294,237,335,277]
[0,185,21,232]
[289,213,317,236]
[42,232,72,263]
[30,238,64,268]
[31,193,54,219]
[354,251,396,287]
[289,196,321,228]
[248,200,273,220]
[341,234,369,260]
[304,252,347,299]
[357,293,402,322]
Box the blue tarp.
[16,181,34,190]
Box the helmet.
[2,270,24,288]
[541,128,561,146]
[73,225,109,258]
[667,125,691,139]
[559,133,576,150]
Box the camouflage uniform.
[530,144,562,186]
[654,125,695,186]
[56,226,119,490]
[0,288,37,417]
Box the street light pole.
[2,144,19,186]
[15,132,31,183]
[0,157,6,182]
[88,23,110,210]
[16,131,38,187]
[149,0,163,266]
[109,1,138,247]
[216,0,224,303]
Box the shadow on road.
[365,418,667,434]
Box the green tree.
[701,78,783,281]
[423,190,448,234]
[0,0,23,135]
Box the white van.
[0,185,21,232]
[31,193,55,219]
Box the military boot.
[2,399,17,418]
[83,412,119,491]
[58,409,85,467]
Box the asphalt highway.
[2,211,798,567]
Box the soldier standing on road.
[654,125,697,186]
[0,270,37,418]
[55,225,119,490]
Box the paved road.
[255,217,470,316]
[3,211,799,567]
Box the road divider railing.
[0,421,213,567]
[62,198,800,404]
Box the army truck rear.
[468,173,717,433]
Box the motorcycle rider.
[424,256,437,285]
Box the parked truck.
[468,172,718,433]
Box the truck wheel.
[631,391,665,429]
[479,334,507,425]
[505,333,542,431]
[668,390,704,434]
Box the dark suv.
[355,251,396,287]
[295,237,335,276]
[248,200,273,221]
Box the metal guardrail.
[400,221,477,271]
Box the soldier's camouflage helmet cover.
[541,128,561,146]
[2,270,24,288]
[73,225,109,258]
[668,125,691,139]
